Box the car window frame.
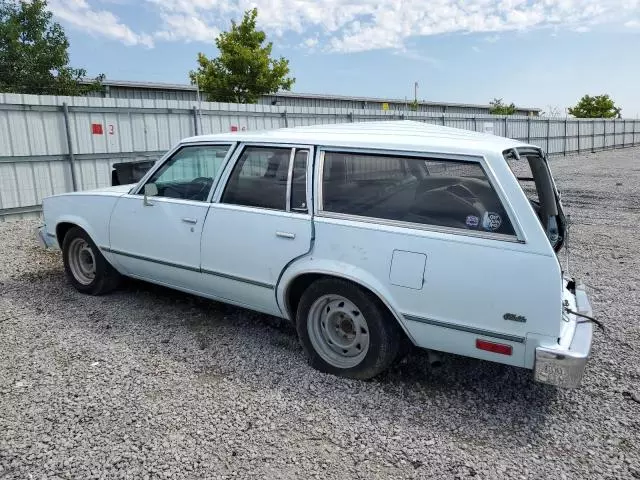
[212,142,314,215]
[131,142,237,204]
[315,147,525,243]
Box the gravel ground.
[1,147,639,480]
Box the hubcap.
[67,238,96,285]
[307,294,370,369]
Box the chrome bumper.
[534,283,594,388]
[35,225,58,249]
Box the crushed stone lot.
[1,147,640,480]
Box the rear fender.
[277,258,417,344]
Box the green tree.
[189,8,294,104]
[0,0,103,95]
[568,94,621,118]
[489,98,517,115]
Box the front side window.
[144,144,231,201]
[321,151,516,236]
[221,146,292,210]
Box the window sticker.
[482,212,502,231]
[465,215,479,228]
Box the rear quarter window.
[321,151,516,237]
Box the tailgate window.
[504,149,566,251]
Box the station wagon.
[37,121,594,387]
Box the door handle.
[276,231,295,239]
[181,217,198,225]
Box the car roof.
[181,120,537,157]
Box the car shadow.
[5,269,560,445]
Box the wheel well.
[55,222,77,246]
[285,273,408,336]
[286,273,324,319]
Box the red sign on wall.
[92,123,104,135]
[230,125,238,132]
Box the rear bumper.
[35,225,58,249]
[534,283,594,388]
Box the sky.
[46,0,640,116]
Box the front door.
[200,145,313,316]
[108,143,233,291]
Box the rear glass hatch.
[504,147,567,253]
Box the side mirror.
[143,183,158,206]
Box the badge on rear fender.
[503,313,527,323]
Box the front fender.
[54,214,102,247]
[277,256,418,344]
[43,194,123,273]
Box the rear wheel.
[62,227,120,295]
[296,278,403,379]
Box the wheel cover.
[67,238,96,285]
[307,294,370,369]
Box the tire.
[61,226,120,295]
[296,278,403,380]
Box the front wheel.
[296,278,403,379]
[62,227,120,295]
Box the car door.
[108,143,233,292]
[200,144,313,316]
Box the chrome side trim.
[100,246,200,273]
[285,148,295,212]
[318,146,485,162]
[201,268,274,290]
[101,246,274,290]
[403,314,526,343]
[317,211,523,244]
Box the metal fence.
[1,92,639,221]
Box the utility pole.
[414,81,418,105]
[195,77,204,134]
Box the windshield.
[504,148,566,252]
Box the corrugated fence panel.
[1,94,640,220]
[0,164,19,208]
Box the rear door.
[200,144,313,316]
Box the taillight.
[475,339,512,356]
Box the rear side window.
[290,149,309,212]
[321,152,515,236]
[221,146,291,210]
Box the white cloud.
[155,14,219,43]
[49,0,640,52]
[625,19,640,28]
[147,0,640,51]
[302,37,319,49]
[48,0,153,47]
[472,45,481,52]
[393,48,440,67]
